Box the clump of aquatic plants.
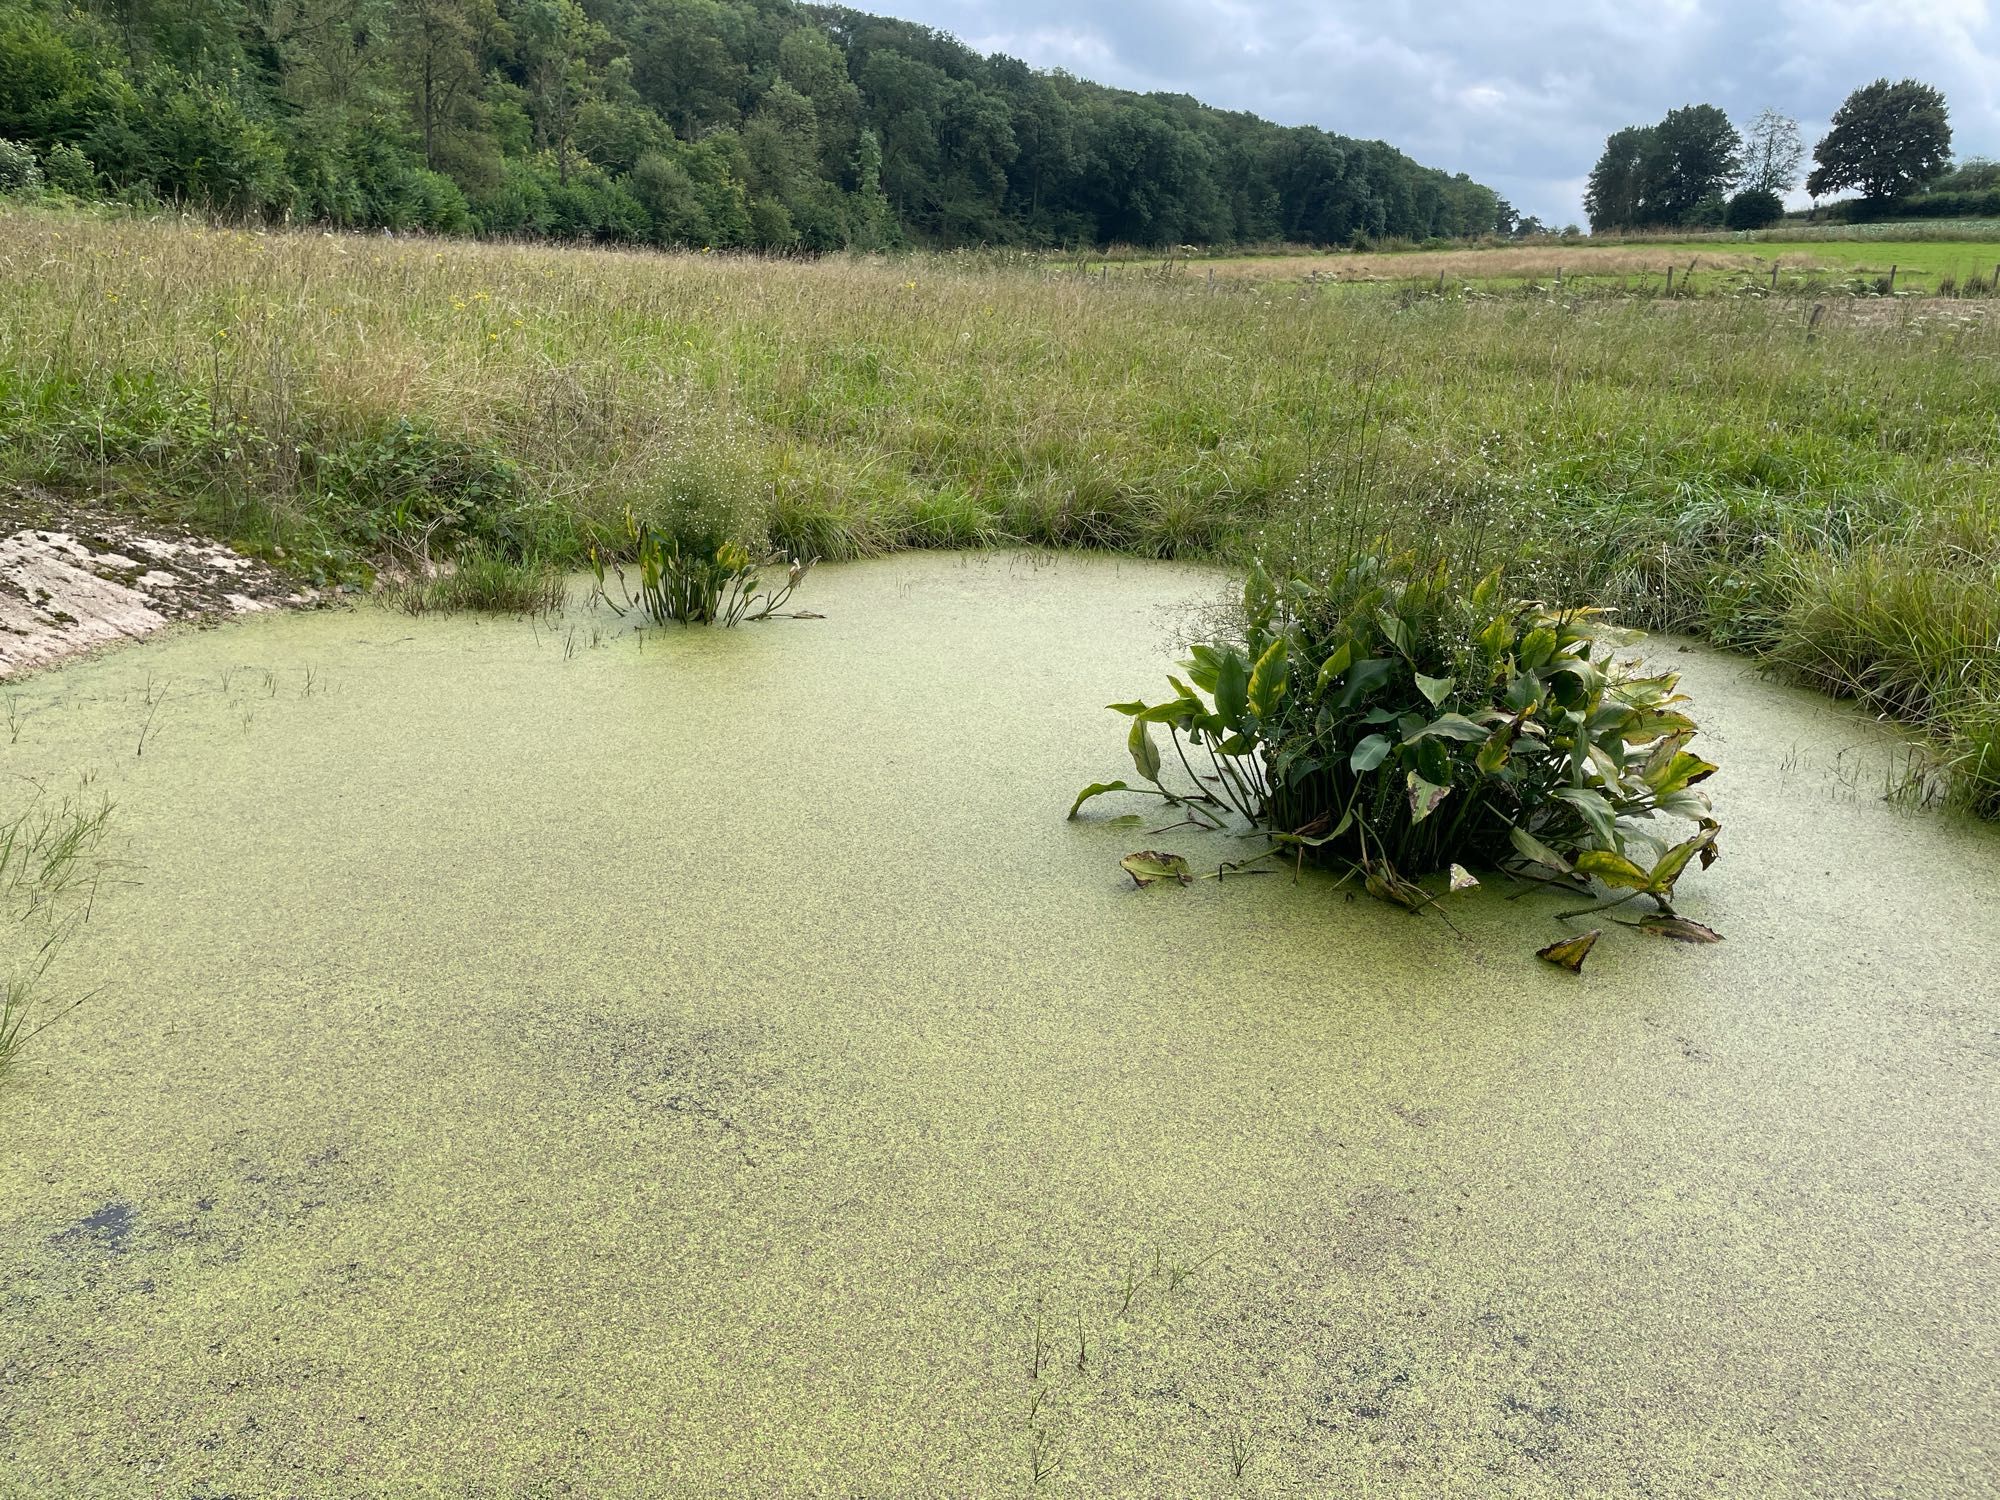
[0,794,112,1078]
[590,511,814,627]
[1073,539,1724,942]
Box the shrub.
[310,418,536,560]
[1076,542,1723,919]
[1725,188,1785,230]
[1685,194,1728,229]
[0,137,43,194]
[42,141,94,196]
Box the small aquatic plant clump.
[1077,543,1722,922]
[0,793,112,1078]
[590,512,813,627]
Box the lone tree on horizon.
[1808,79,1952,202]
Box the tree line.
[0,0,1512,249]
[1585,79,1957,233]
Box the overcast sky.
[882,0,2000,225]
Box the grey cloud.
[885,0,2000,224]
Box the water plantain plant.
[590,511,814,627]
[1073,543,1724,938]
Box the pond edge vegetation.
[1,209,1996,815]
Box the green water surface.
[1,553,1994,1497]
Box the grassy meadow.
[1,205,1997,808]
[1149,233,2000,295]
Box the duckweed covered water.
[1,553,1995,1497]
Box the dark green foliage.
[1808,79,1952,203]
[1933,157,2000,193]
[0,0,1503,248]
[1725,188,1784,230]
[1586,105,1741,232]
[1583,126,1654,233]
[1078,546,1723,914]
[1839,187,2000,223]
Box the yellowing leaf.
[1121,850,1193,887]
[1536,929,1600,974]
[1449,864,1479,892]
[1247,635,1289,719]
[1633,915,1724,943]
[1407,770,1451,823]
[1574,848,1652,890]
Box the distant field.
[1133,234,2000,295]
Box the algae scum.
[1,554,1994,1497]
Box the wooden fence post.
[1888,264,1897,293]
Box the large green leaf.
[1551,785,1616,846]
[1350,733,1394,773]
[1315,641,1353,692]
[1504,671,1544,712]
[1069,780,1130,819]
[1509,825,1574,874]
[1646,827,1717,896]
[1377,610,1414,657]
[1185,644,1223,694]
[1405,712,1488,744]
[1620,711,1699,744]
[1127,718,1163,783]
[1476,714,1523,774]
[1415,672,1455,707]
[1518,627,1558,671]
[1213,649,1250,730]
[1646,750,1719,797]
[1477,614,1516,658]
[1331,656,1395,710]
[1247,635,1289,719]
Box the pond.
[2,552,1994,1496]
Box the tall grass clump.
[383,547,568,616]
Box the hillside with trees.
[0,0,1510,248]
